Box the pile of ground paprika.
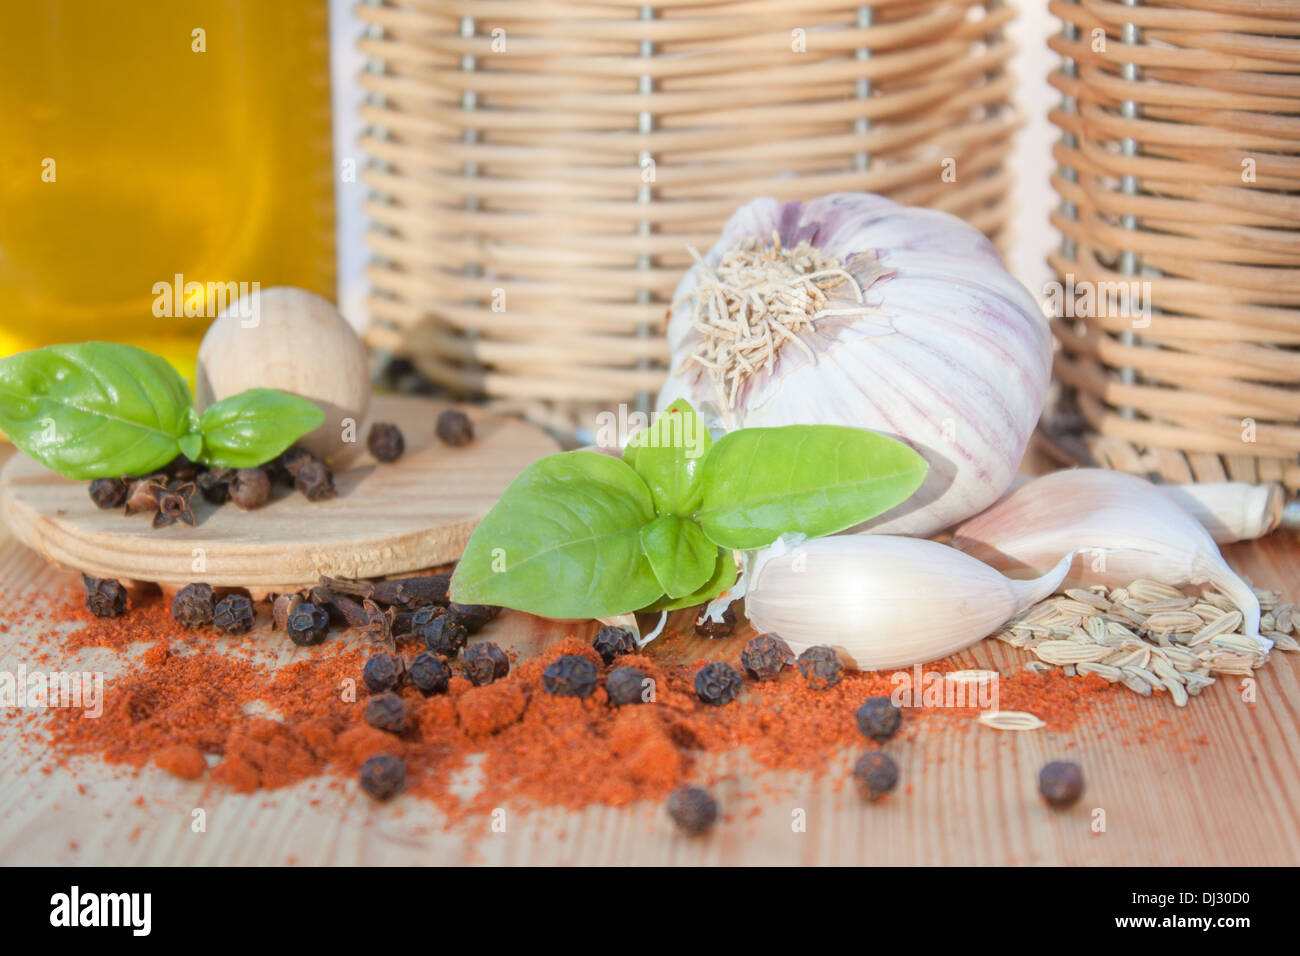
[5,585,1122,823]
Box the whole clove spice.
[694,604,736,639]
[408,652,452,696]
[462,642,510,686]
[364,692,407,733]
[286,603,330,646]
[230,468,271,510]
[359,754,405,801]
[172,583,216,629]
[367,422,405,463]
[592,625,636,666]
[213,594,256,634]
[740,634,793,682]
[152,480,197,529]
[435,408,474,446]
[295,459,337,501]
[362,653,406,694]
[81,574,127,618]
[88,477,128,510]
[797,646,843,690]
[321,574,450,610]
[667,787,718,836]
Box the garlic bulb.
[657,192,1052,537]
[744,536,1073,670]
[951,469,1263,638]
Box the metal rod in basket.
[634,5,656,416]
[1117,0,1141,420]
[853,5,874,173]
[459,15,483,382]
[1059,1,1079,264]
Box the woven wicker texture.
[1047,0,1300,491]
[358,0,1018,425]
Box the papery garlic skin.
[657,193,1052,538]
[744,536,1073,670]
[951,469,1263,639]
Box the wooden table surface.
[2,445,1298,866]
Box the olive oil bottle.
[0,0,336,375]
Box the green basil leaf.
[0,342,197,479]
[696,425,928,550]
[450,451,664,618]
[642,547,738,612]
[637,514,716,599]
[197,388,325,468]
[623,398,712,515]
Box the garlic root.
[744,536,1074,671]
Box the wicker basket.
[1046,0,1300,492]
[357,0,1019,433]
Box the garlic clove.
[951,469,1263,639]
[744,535,1073,671]
[1155,481,1284,544]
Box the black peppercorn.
[740,633,793,682]
[694,604,736,638]
[462,642,510,686]
[196,467,234,505]
[278,444,317,482]
[856,696,902,743]
[667,787,718,835]
[359,753,405,801]
[853,751,898,801]
[295,459,337,501]
[446,602,499,635]
[423,615,468,656]
[81,574,127,618]
[367,422,405,462]
[171,583,215,628]
[408,652,452,696]
[213,593,256,634]
[286,603,330,646]
[364,691,408,733]
[88,477,128,510]
[363,653,406,694]
[606,666,648,707]
[592,625,636,666]
[230,467,271,510]
[797,645,843,690]
[436,408,474,446]
[542,655,599,698]
[694,661,744,706]
[1038,761,1084,809]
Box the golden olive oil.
[0,0,336,374]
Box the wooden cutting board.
[0,395,559,594]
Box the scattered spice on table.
[435,409,474,447]
[853,751,898,801]
[667,787,718,835]
[367,422,405,462]
[4,583,1148,832]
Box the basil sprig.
[0,342,324,480]
[451,399,928,618]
